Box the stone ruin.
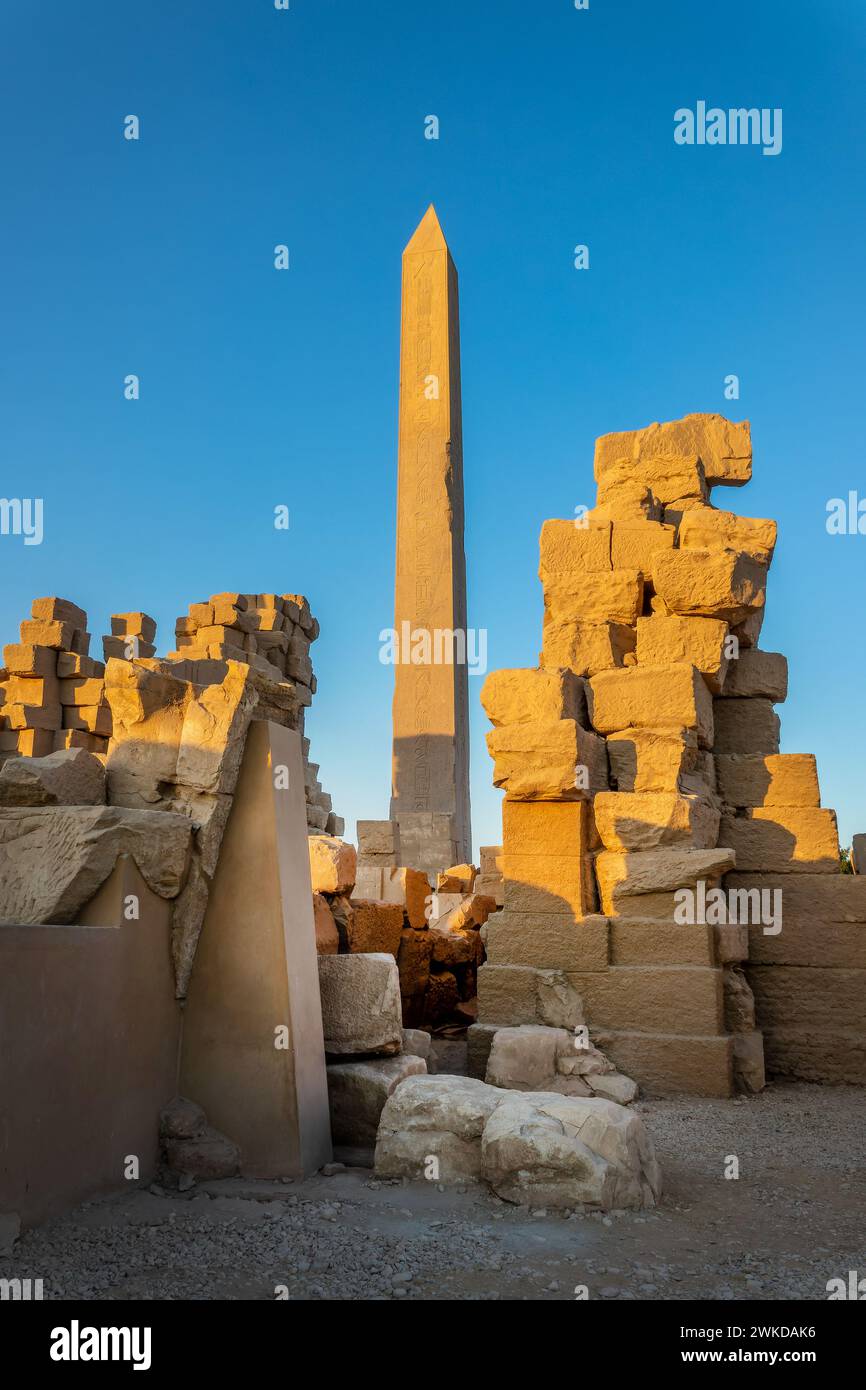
[473,412,866,1097]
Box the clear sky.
[2,0,864,851]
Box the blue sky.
[2,0,864,850]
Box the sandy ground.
[2,1081,863,1302]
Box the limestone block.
[593,790,719,851]
[678,507,776,565]
[58,677,105,707]
[487,718,608,800]
[0,806,191,924]
[481,1091,661,1210]
[653,549,766,626]
[610,520,676,578]
[481,667,587,728]
[3,644,57,677]
[588,664,714,748]
[609,920,715,967]
[111,612,157,643]
[313,893,339,954]
[374,1075,502,1182]
[538,518,612,577]
[346,900,404,955]
[486,1024,574,1091]
[357,819,401,858]
[635,615,730,694]
[0,748,105,806]
[542,569,643,626]
[503,847,597,917]
[317,953,402,1057]
[714,753,820,808]
[380,866,430,929]
[477,963,584,1029]
[63,704,112,736]
[308,835,357,895]
[401,1028,435,1069]
[485,911,609,972]
[31,597,87,628]
[594,413,751,488]
[541,619,636,677]
[595,846,735,917]
[351,864,385,901]
[712,698,780,755]
[718,807,840,873]
[722,650,788,701]
[327,1055,427,1146]
[732,1031,765,1094]
[607,727,700,793]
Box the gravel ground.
[2,1081,863,1301]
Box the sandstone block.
[346,900,404,955]
[502,799,594,862]
[5,674,60,707]
[380,866,431,929]
[163,1127,240,1179]
[722,650,787,701]
[313,893,340,954]
[63,704,111,736]
[594,414,751,488]
[609,920,715,967]
[502,848,597,917]
[567,965,724,1034]
[2,644,56,677]
[712,698,780,755]
[723,965,756,1032]
[19,619,75,650]
[607,726,700,793]
[480,845,503,874]
[746,919,866,971]
[477,963,584,1029]
[597,455,707,508]
[487,718,608,800]
[56,652,104,679]
[595,1029,734,1096]
[486,1024,574,1092]
[653,549,766,625]
[310,835,357,897]
[401,1028,435,1068]
[59,677,105,707]
[748,965,866,1033]
[610,520,676,578]
[374,1075,502,1183]
[542,620,636,677]
[714,753,819,808]
[102,636,156,660]
[357,819,401,858]
[594,790,720,852]
[635,614,730,694]
[7,730,54,757]
[542,569,643,626]
[3,702,62,731]
[317,953,402,1057]
[481,667,587,728]
[589,664,714,748]
[327,1055,427,1146]
[481,1091,661,1210]
[718,807,840,873]
[595,846,735,916]
[485,911,610,972]
[111,612,157,642]
[538,518,612,577]
[732,1031,766,1093]
[466,1023,500,1079]
[396,927,434,1005]
[678,507,776,565]
[0,748,105,807]
[727,871,866,923]
[53,730,107,754]
[757,1025,866,1086]
[436,862,477,893]
[31,597,87,628]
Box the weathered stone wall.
[476,413,866,1093]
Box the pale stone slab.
[318,952,403,1056]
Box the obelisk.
[390,205,471,874]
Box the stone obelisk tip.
[404,204,448,255]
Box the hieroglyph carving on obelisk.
[389,206,471,870]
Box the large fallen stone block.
[714,753,820,808]
[103,659,196,805]
[481,1091,661,1210]
[595,846,735,917]
[606,726,700,794]
[594,413,751,488]
[635,615,730,694]
[317,953,402,1056]
[477,963,584,1029]
[541,619,636,677]
[327,1055,427,1146]
[374,1075,502,1182]
[712,698,780,755]
[718,807,840,873]
[589,664,714,748]
[309,834,357,895]
[593,791,719,852]
[542,569,643,626]
[485,1024,635,1102]
[678,507,776,565]
[0,747,105,806]
[481,667,587,728]
[722,650,787,701]
[487,718,608,799]
[0,806,192,924]
[653,548,766,626]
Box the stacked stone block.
[477,414,863,1094]
[1,598,109,758]
[103,611,157,661]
